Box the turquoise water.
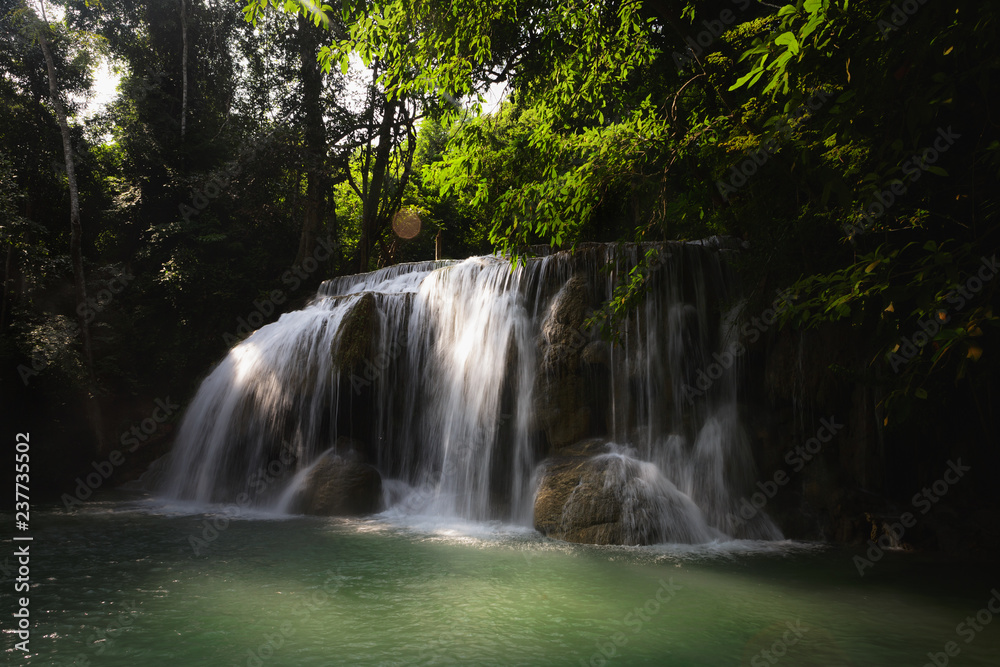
[4,496,999,666]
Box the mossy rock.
[331,293,377,373]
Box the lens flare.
[392,208,421,239]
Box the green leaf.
[774,32,800,56]
[730,68,764,91]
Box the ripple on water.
[11,502,999,667]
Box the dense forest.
[2,0,997,498]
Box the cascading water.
[159,241,781,544]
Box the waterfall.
[159,242,781,544]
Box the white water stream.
[161,243,780,542]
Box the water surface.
[4,498,998,666]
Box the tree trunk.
[37,7,107,454]
[180,0,189,142]
[295,15,328,267]
[357,97,398,272]
[1,242,12,330]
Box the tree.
[306,0,1000,431]
[348,66,419,271]
[31,0,106,452]
[179,0,188,141]
[242,0,428,271]
[295,12,329,265]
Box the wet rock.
[538,273,591,371]
[553,438,609,457]
[533,377,591,449]
[535,274,597,449]
[331,293,377,373]
[581,340,609,367]
[298,450,382,516]
[533,442,718,546]
[534,448,627,545]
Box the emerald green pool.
[5,496,999,666]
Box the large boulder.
[533,440,719,546]
[297,450,383,516]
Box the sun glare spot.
[392,208,422,239]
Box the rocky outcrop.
[534,441,635,544]
[533,380,592,450]
[534,275,599,449]
[581,340,609,366]
[539,274,590,369]
[331,293,377,373]
[297,450,382,516]
[533,439,718,546]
